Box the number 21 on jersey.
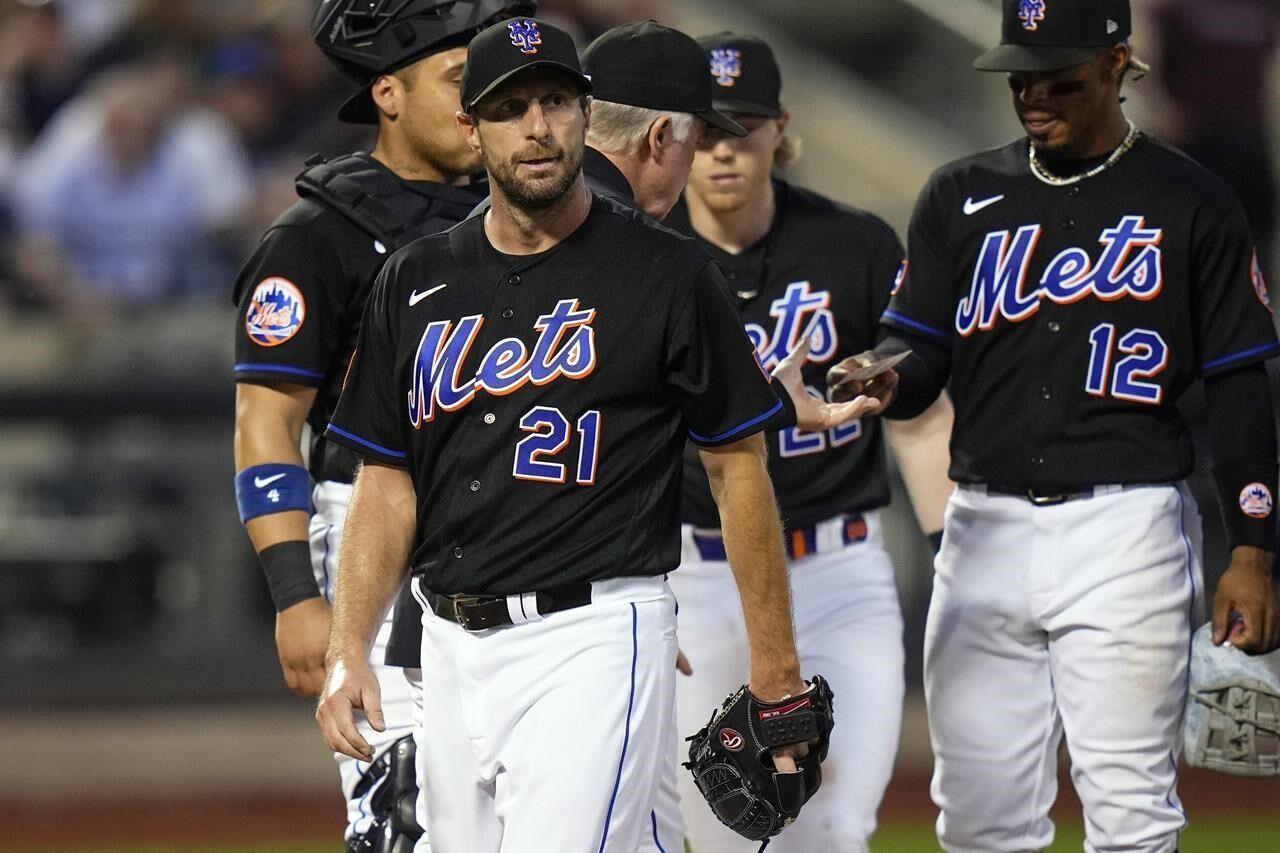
[1085,324,1169,404]
[513,406,601,485]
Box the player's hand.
[826,351,901,408]
[752,679,816,774]
[676,649,693,676]
[316,655,384,761]
[770,740,811,774]
[772,337,885,431]
[275,596,331,698]
[1212,547,1280,654]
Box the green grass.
[34,819,1280,853]
[868,820,1280,852]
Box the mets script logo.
[1019,0,1047,31]
[718,728,745,752]
[957,216,1164,336]
[744,281,838,370]
[408,299,595,427]
[709,48,742,87]
[508,19,541,54]
[246,277,305,347]
[1240,483,1274,519]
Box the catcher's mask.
[312,0,537,123]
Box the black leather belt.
[421,578,593,632]
[983,484,1099,506]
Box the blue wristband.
[235,464,311,522]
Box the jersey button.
[1063,219,1076,231]
[501,308,514,319]
[1031,456,1045,465]
[1040,386,1052,400]
[484,413,496,424]
[1048,321,1061,332]
[453,547,464,559]
[1068,186,1081,197]
[469,480,481,492]
[507,274,522,286]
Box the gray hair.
[586,99,696,155]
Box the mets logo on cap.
[508,19,541,54]
[1019,0,1047,31]
[246,277,305,347]
[1240,483,1274,519]
[710,48,742,87]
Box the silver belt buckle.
[1027,490,1068,506]
[451,595,482,630]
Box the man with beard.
[315,17,856,852]
[232,2,532,849]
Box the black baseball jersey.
[233,154,487,483]
[326,192,781,596]
[667,181,905,529]
[884,134,1280,489]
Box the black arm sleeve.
[873,330,952,421]
[1204,362,1278,551]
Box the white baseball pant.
[310,481,423,843]
[410,575,679,853]
[665,511,906,852]
[925,483,1203,853]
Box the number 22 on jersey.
[513,406,601,485]
[1085,324,1169,404]
[780,385,862,457]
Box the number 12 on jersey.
[513,406,601,485]
[1085,324,1169,404]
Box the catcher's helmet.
[1183,622,1280,777]
[313,0,537,123]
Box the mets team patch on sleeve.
[246,277,306,347]
[891,260,908,296]
[1252,250,1273,314]
[1239,482,1274,519]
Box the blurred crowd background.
[0,0,1277,753]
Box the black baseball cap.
[461,17,592,112]
[974,0,1131,72]
[318,0,538,125]
[582,21,746,137]
[697,32,782,119]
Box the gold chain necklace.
[1028,120,1140,187]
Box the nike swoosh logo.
[409,284,447,306]
[963,194,1005,215]
[254,473,287,488]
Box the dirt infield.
[5,767,1277,850]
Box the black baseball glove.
[683,676,835,848]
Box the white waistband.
[412,574,669,628]
[960,483,1131,499]
[683,509,882,560]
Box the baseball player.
[549,25,875,849]
[828,1,1280,850]
[315,17,844,852]
[662,32,955,853]
[232,2,532,848]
